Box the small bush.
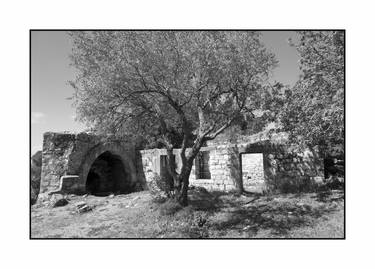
[158,199,183,216]
[277,177,317,194]
[148,173,173,198]
[195,186,209,194]
[325,176,344,190]
[151,195,167,204]
[182,226,209,238]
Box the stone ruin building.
[36,131,324,202]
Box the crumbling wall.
[40,132,77,194]
[263,148,324,192]
[139,141,324,193]
[39,132,140,200]
[39,132,324,198]
[139,148,162,187]
[31,151,42,204]
[238,141,324,192]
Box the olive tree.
[280,31,344,156]
[69,31,277,205]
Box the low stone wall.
[139,141,324,193]
[38,132,324,200]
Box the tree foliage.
[280,31,344,156]
[69,31,277,205]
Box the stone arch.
[77,142,137,194]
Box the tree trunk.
[174,159,194,206]
[165,147,179,195]
[173,137,207,206]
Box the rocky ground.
[31,189,344,238]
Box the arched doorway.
[86,151,132,195]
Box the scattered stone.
[53,198,69,208]
[109,194,115,198]
[78,205,92,213]
[75,201,93,213]
[243,225,251,231]
[75,201,86,207]
[76,203,92,213]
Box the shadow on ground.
[31,188,344,238]
[187,188,344,237]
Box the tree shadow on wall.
[227,146,244,192]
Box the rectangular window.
[160,155,175,180]
[195,151,211,179]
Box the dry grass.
[31,189,344,238]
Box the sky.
[31,31,301,154]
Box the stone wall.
[38,131,324,200]
[139,146,242,192]
[31,151,42,204]
[40,132,77,194]
[139,141,324,193]
[262,148,324,192]
[39,132,140,200]
[139,148,162,187]
[189,146,239,191]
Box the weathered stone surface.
[76,203,92,213]
[38,132,142,203]
[38,131,324,198]
[59,175,80,193]
[139,139,324,193]
[31,151,42,204]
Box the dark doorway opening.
[86,151,132,196]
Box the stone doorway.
[86,151,132,195]
[241,153,265,192]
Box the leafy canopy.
[69,31,277,148]
[280,31,344,156]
